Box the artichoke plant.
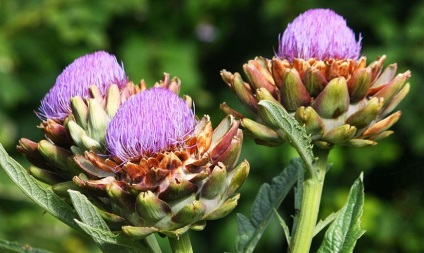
[221,9,410,149]
[17,50,249,242]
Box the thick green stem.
[291,148,329,253]
[168,233,193,253]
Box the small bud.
[226,160,250,197]
[38,140,72,171]
[172,200,206,224]
[233,73,258,114]
[348,67,372,103]
[256,88,280,105]
[203,194,239,220]
[106,181,135,210]
[294,106,324,140]
[363,111,401,137]
[243,58,276,97]
[105,84,121,117]
[346,97,383,129]
[280,68,311,111]
[347,139,377,148]
[29,166,63,185]
[313,77,349,119]
[322,124,357,144]
[374,71,411,108]
[241,118,283,145]
[302,67,328,97]
[136,191,171,222]
[381,83,410,117]
[87,98,110,144]
[122,226,159,239]
[200,164,227,199]
[41,119,73,147]
[70,96,89,129]
[220,102,245,119]
[210,116,239,161]
[158,179,198,201]
[369,63,397,93]
[51,181,81,197]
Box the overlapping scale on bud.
[221,9,410,149]
[70,87,248,238]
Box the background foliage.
[0,0,423,252]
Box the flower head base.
[106,87,196,162]
[38,51,128,120]
[277,9,362,61]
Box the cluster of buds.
[17,51,249,238]
[221,9,410,149]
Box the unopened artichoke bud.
[222,8,410,149]
[67,87,249,238]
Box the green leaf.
[0,239,54,253]
[258,100,315,176]
[68,190,110,231]
[0,144,79,230]
[313,210,340,237]
[317,173,366,253]
[235,158,301,253]
[68,190,161,253]
[274,209,291,247]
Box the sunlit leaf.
[317,173,366,253]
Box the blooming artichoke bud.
[37,51,128,121]
[68,87,249,238]
[17,51,141,187]
[221,8,410,149]
[19,66,249,238]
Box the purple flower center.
[277,9,362,61]
[38,51,127,120]
[105,87,195,162]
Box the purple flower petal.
[105,87,195,162]
[38,51,127,120]
[277,9,362,61]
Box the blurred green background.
[0,0,423,252]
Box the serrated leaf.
[235,158,301,253]
[69,190,161,253]
[0,239,54,253]
[0,144,79,230]
[68,190,110,231]
[317,173,366,253]
[258,100,314,175]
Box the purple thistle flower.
[105,87,196,162]
[277,9,362,61]
[38,51,128,120]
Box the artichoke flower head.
[18,51,249,238]
[221,8,410,149]
[37,51,128,121]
